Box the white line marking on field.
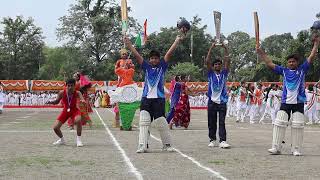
[198,121,207,123]
[183,129,207,132]
[0,130,106,133]
[26,112,38,116]
[20,116,30,119]
[150,134,228,180]
[0,124,11,126]
[304,130,320,133]
[10,122,22,124]
[0,130,51,133]
[95,109,143,180]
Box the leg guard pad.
[291,112,304,154]
[153,116,172,145]
[138,110,151,149]
[271,110,289,151]
[273,110,289,127]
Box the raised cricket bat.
[254,12,260,48]
[121,0,128,35]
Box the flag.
[134,33,142,48]
[143,19,148,44]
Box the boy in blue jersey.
[257,36,320,156]
[205,42,231,148]
[124,35,183,153]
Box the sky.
[0,0,319,47]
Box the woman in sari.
[169,75,191,129]
[166,76,181,124]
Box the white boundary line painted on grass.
[149,134,228,180]
[0,130,52,133]
[94,109,143,180]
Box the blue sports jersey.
[207,68,228,104]
[141,59,168,98]
[273,60,310,104]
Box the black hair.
[66,79,76,85]
[174,76,180,81]
[180,75,186,81]
[265,87,271,102]
[286,54,301,62]
[212,59,222,66]
[149,50,160,58]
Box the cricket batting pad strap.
[138,110,151,148]
[153,116,172,145]
[291,112,304,153]
[273,110,289,127]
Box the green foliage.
[0,16,44,79]
[167,62,203,81]
[38,46,89,80]
[56,0,140,63]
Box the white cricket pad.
[273,110,289,127]
[138,110,151,150]
[152,116,172,145]
[271,110,289,151]
[291,112,304,154]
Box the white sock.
[77,136,81,142]
[60,137,64,142]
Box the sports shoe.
[136,144,147,153]
[268,147,281,155]
[219,141,231,149]
[292,150,302,156]
[306,121,313,125]
[53,139,65,145]
[208,140,218,147]
[162,144,174,152]
[77,140,83,147]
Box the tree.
[166,62,203,82]
[262,33,294,59]
[57,0,140,63]
[226,31,256,81]
[0,16,44,80]
[38,47,88,80]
